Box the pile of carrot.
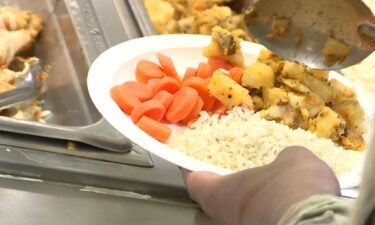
[110,53,244,143]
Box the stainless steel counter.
[0,174,210,225]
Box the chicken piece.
[331,99,364,129]
[0,6,42,39]
[144,0,177,34]
[322,37,352,66]
[208,70,253,109]
[242,62,274,89]
[204,26,244,67]
[308,107,346,142]
[0,29,32,68]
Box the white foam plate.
[87,34,374,189]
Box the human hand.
[182,146,341,225]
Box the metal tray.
[127,0,156,37]
[0,0,132,152]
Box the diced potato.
[301,72,334,103]
[341,128,366,151]
[329,79,356,101]
[242,62,275,89]
[144,0,176,34]
[307,68,329,80]
[258,49,273,62]
[281,78,310,94]
[203,26,245,67]
[262,87,288,108]
[208,70,253,109]
[331,99,364,129]
[281,61,306,81]
[308,107,346,141]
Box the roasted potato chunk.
[204,26,245,67]
[308,107,346,141]
[262,87,288,108]
[341,128,366,151]
[242,62,275,89]
[208,70,253,109]
[331,100,364,129]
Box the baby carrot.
[196,62,212,79]
[110,85,141,115]
[153,90,174,109]
[182,77,216,111]
[131,99,166,123]
[182,97,204,124]
[122,81,153,102]
[153,76,181,94]
[207,58,233,72]
[147,78,161,90]
[229,67,244,84]
[157,53,181,83]
[165,87,199,123]
[136,116,172,143]
[182,67,197,83]
[136,60,165,84]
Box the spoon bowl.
[0,58,44,108]
[243,0,375,70]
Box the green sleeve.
[277,195,350,225]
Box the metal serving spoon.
[235,0,375,70]
[0,58,43,108]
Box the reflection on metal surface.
[0,173,43,183]
[80,186,152,200]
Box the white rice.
[168,107,363,177]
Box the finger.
[183,171,220,206]
[180,168,192,181]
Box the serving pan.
[0,0,132,152]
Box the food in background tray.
[111,26,366,151]
[143,0,252,40]
[0,6,50,122]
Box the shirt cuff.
[277,195,350,225]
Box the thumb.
[181,169,220,205]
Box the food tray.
[0,0,132,152]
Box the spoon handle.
[358,23,375,43]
